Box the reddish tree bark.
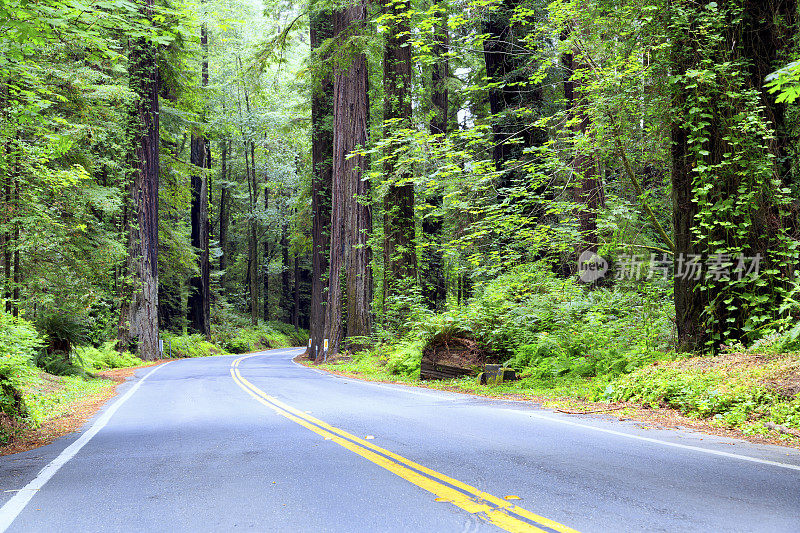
[120,0,160,360]
[324,1,372,357]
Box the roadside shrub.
[385,341,424,376]
[604,353,800,432]
[75,341,140,370]
[162,333,225,358]
[36,312,88,355]
[0,311,43,442]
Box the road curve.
[1,348,799,532]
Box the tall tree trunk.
[120,0,160,360]
[310,8,334,361]
[482,0,545,192]
[188,20,211,338]
[670,0,797,350]
[263,184,270,322]
[11,175,18,317]
[382,0,416,306]
[218,138,229,289]
[324,1,372,357]
[281,221,290,322]
[3,169,11,313]
[422,11,449,311]
[567,26,602,262]
[238,62,259,327]
[293,253,300,332]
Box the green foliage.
[36,312,88,355]
[671,1,799,347]
[383,341,425,377]
[0,311,43,442]
[606,354,800,433]
[162,333,225,359]
[465,263,673,362]
[75,341,141,371]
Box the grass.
[22,371,117,427]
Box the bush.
[162,333,225,358]
[604,354,800,432]
[0,310,43,442]
[75,341,141,370]
[385,341,424,376]
[36,312,88,356]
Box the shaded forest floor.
[303,350,800,451]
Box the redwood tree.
[120,0,160,360]
[309,7,334,361]
[382,0,417,304]
[188,19,211,338]
[324,0,372,358]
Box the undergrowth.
[321,262,800,440]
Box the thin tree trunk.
[568,26,602,262]
[3,168,10,313]
[293,253,300,332]
[263,184,270,322]
[281,221,290,322]
[11,176,19,317]
[218,138,229,288]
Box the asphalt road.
[1,348,799,532]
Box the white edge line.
[511,410,800,472]
[0,362,171,532]
[290,353,800,472]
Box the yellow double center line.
[231,355,579,533]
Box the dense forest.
[2,0,800,439]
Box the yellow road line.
[230,355,580,533]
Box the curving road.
[1,348,799,532]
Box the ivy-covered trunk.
[121,0,160,361]
[382,0,417,304]
[670,0,798,350]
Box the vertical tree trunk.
[324,1,372,357]
[121,0,160,360]
[382,0,416,305]
[3,170,10,313]
[188,20,211,338]
[293,254,300,332]
[482,0,544,192]
[422,12,449,311]
[11,175,18,317]
[281,221,290,322]
[263,184,270,322]
[568,26,601,261]
[218,138,229,288]
[310,8,334,361]
[670,0,797,350]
